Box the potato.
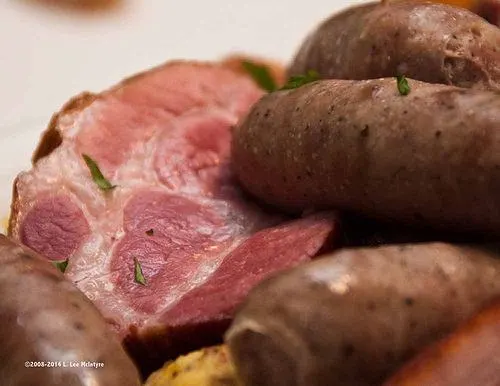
[232,77,500,236]
[144,345,240,386]
[288,1,500,91]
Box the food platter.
[0,0,499,385]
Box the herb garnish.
[396,75,411,96]
[242,61,278,92]
[145,229,154,236]
[280,70,320,90]
[134,257,147,286]
[52,259,69,273]
[82,154,116,191]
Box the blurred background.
[0,0,361,129]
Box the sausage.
[288,1,500,91]
[0,235,141,386]
[384,298,500,386]
[231,78,500,236]
[225,243,500,386]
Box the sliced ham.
[9,60,338,370]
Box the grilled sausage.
[0,235,141,386]
[232,78,500,236]
[226,243,500,386]
[288,1,500,91]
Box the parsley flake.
[52,259,69,273]
[134,257,147,286]
[280,70,320,90]
[396,75,411,96]
[242,61,277,92]
[82,154,116,191]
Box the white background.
[0,0,360,220]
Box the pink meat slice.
[10,61,338,366]
[161,213,336,327]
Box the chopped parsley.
[396,75,411,96]
[52,259,69,273]
[242,61,278,92]
[145,229,154,236]
[82,154,116,191]
[134,257,147,286]
[280,70,320,90]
